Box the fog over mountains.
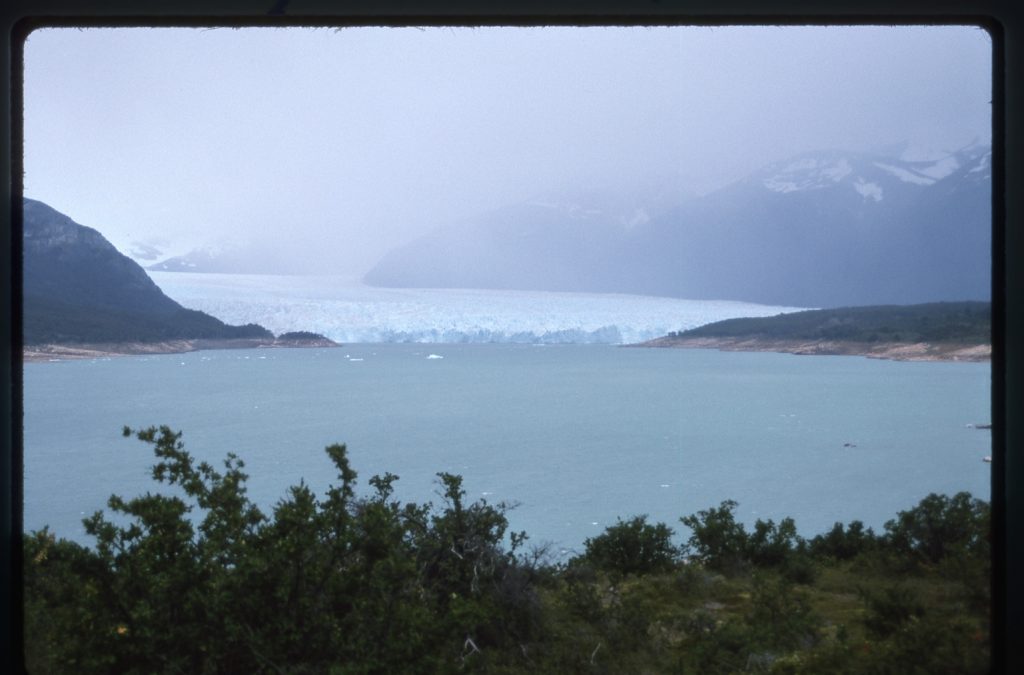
[364,143,991,308]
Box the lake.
[23,343,990,556]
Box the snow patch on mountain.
[622,208,650,229]
[915,156,960,180]
[762,157,852,193]
[873,162,936,186]
[968,150,991,176]
[853,179,883,202]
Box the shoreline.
[23,337,339,362]
[24,337,992,363]
[632,336,990,362]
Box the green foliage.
[883,491,989,568]
[809,520,877,561]
[26,426,546,673]
[276,331,330,341]
[575,515,679,576]
[859,584,926,639]
[23,430,991,673]
[680,499,750,572]
[680,501,809,577]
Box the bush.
[577,515,679,576]
[24,426,543,673]
[809,520,878,561]
[883,492,989,568]
[859,584,926,639]
[680,500,749,573]
[681,501,807,575]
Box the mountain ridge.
[364,144,991,308]
[22,198,273,346]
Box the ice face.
[150,272,806,344]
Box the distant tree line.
[23,428,991,673]
[23,295,272,345]
[275,331,331,342]
[670,301,990,344]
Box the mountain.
[364,144,991,308]
[362,185,681,293]
[22,198,272,345]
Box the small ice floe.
[481,491,492,496]
[591,521,599,526]
[426,354,444,359]
[258,355,267,360]
[983,456,992,463]
[660,484,670,488]
[348,358,364,362]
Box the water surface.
[23,344,990,554]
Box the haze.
[23,25,991,278]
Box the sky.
[23,25,992,277]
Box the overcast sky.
[23,25,991,276]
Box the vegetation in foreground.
[24,428,990,673]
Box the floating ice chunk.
[426,354,444,359]
[348,358,364,362]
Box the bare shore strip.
[634,336,990,362]
[23,337,339,363]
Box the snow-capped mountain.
[365,144,991,308]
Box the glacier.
[150,272,806,345]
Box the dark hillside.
[672,302,990,344]
[22,198,271,344]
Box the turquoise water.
[23,344,991,555]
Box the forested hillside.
[666,302,990,344]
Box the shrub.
[883,492,989,568]
[809,520,878,561]
[680,500,749,573]
[577,515,679,576]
